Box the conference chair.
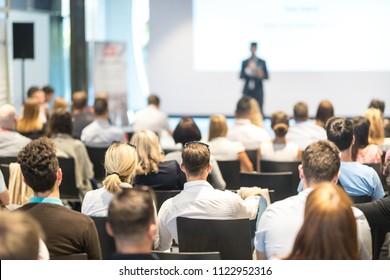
[350,195,372,203]
[259,160,301,190]
[86,147,108,185]
[58,157,82,210]
[50,253,88,260]
[239,171,294,203]
[245,150,259,171]
[217,160,240,190]
[177,217,252,260]
[91,216,116,260]
[154,190,181,212]
[152,251,221,260]
[0,156,17,187]
[364,163,387,193]
[379,233,390,260]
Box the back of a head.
[181,142,210,177]
[235,96,252,118]
[17,137,59,193]
[326,117,354,151]
[0,104,16,130]
[52,97,68,112]
[130,129,164,175]
[172,117,202,145]
[103,141,138,193]
[0,211,44,260]
[147,95,160,106]
[46,109,73,137]
[208,115,228,141]
[293,102,309,121]
[368,99,385,114]
[270,111,289,137]
[108,188,155,241]
[42,85,54,95]
[72,91,88,110]
[27,86,40,98]
[22,98,40,120]
[352,116,370,149]
[302,140,340,185]
[315,100,334,127]
[287,182,359,260]
[365,107,385,145]
[93,98,108,117]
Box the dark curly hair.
[17,137,59,193]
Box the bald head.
[0,104,17,130]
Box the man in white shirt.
[286,102,327,150]
[81,98,125,148]
[132,94,172,136]
[157,141,261,251]
[227,96,270,150]
[255,140,372,260]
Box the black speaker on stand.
[13,23,34,104]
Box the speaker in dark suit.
[240,42,269,115]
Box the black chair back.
[217,160,240,190]
[86,147,108,184]
[245,150,258,170]
[260,160,301,190]
[0,157,18,186]
[90,216,116,260]
[364,163,386,193]
[152,251,221,260]
[58,157,80,201]
[51,253,88,260]
[177,217,252,260]
[350,195,372,203]
[239,172,294,202]
[154,190,181,212]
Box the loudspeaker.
[13,23,34,59]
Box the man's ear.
[207,163,212,173]
[106,222,114,237]
[148,223,157,240]
[180,163,186,173]
[57,168,63,182]
[332,170,340,185]
[298,164,304,180]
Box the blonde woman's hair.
[365,107,384,145]
[103,142,138,194]
[130,129,165,175]
[208,115,228,141]
[249,98,264,127]
[17,98,43,133]
[52,97,68,112]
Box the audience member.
[132,94,172,136]
[208,114,253,172]
[314,100,334,129]
[365,107,385,146]
[0,211,44,260]
[131,129,185,190]
[286,102,327,150]
[42,85,54,115]
[82,141,138,216]
[71,91,95,139]
[46,110,94,192]
[227,96,270,150]
[354,159,390,231]
[17,137,101,259]
[157,141,261,251]
[352,116,382,164]
[285,182,359,260]
[0,104,31,157]
[297,117,384,200]
[249,97,264,127]
[52,97,68,112]
[0,169,10,206]
[259,111,301,165]
[16,97,45,139]
[165,117,226,190]
[81,98,125,147]
[107,188,159,260]
[368,99,390,148]
[255,140,372,260]
[27,86,48,124]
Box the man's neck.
[115,240,152,255]
[340,149,353,162]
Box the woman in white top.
[82,141,137,216]
[259,111,302,164]
[208,115,253,172]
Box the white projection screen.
[148,0,390,117]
